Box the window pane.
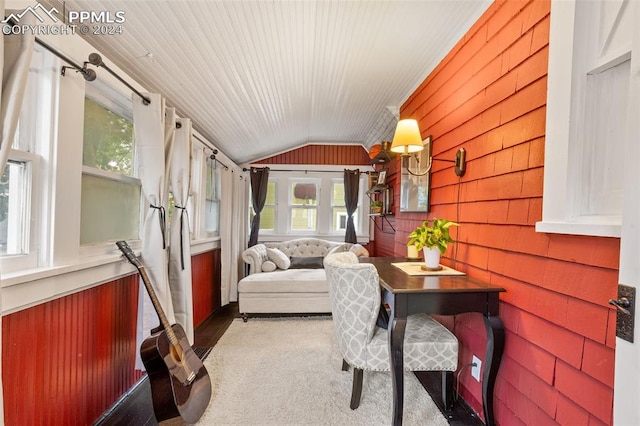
[265,181,276,204]
[0,161,29,255]
[83,98,134,176]
[205,200,219,233]
[205,160,220,234]
[80,174,140,244]
[258,181,276,231]
[291,207,316,231]
[291,182,317,206]
[260,206,275,230]
[332,183,345,206]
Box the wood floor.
[95,304,482,426]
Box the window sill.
[535,218,621,238]
[1,238,223,315]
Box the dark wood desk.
[361,258,505,426]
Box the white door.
[614,2,640,424]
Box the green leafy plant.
[370,200,383,208]
[407,218,459,254]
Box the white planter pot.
[423,247,441,269]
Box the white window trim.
[536,0,629,238]
[252,164,371,242]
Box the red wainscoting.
[2,275,140,426]
[2,249,221,425]
[377,1,620,424]
[192,248,222,327]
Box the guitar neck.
[138,265,179,346]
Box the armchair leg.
[442,371,454,411]
[350,368,364,410]
[342,359,349,371]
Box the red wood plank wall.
[2,250,220,425]
[382,1,620,424]
[254,143,370,165]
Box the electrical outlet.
[471,355,482,382]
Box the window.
[538,0,634,237]
[258,180,277,231]
[331,180,357,232]
[1,46,54,272]
[290,180,318,232]
[80,94,140,245]
[249,168,368,240]
[204,156,220,234]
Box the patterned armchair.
[324,251,459,410]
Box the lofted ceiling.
[59,0,491,164]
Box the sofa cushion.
[267,247,291,269]
[289,256,324,269]
[261,260,277,272]
[238,269,328,293]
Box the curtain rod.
[86,53,151,105]
[12,20,152,105]
[243,167,366,174]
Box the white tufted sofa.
[238,238,368,320]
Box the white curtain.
[220,168,233,305]
[220,169,249,305]
[132,94,176,368]
[168,118,194,343]
[1,6,35,422]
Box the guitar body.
[141,323,212,423]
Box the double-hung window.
[80,87,140,246]
[0,46,55,273]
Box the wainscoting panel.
[2,274,140,425]
[192,248,222,327]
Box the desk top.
[361,257,506,295]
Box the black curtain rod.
[243,167,362,174]
[87,53,151,105]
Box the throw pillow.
[261,260,277,272]
[289,256,324,269]
[267,248,290,270]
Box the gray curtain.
[248,167,270,246]
[344,169,360,243]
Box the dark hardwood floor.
[95,304,482,425]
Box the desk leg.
[482,315,505,426]
[389,315,407,426]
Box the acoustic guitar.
[116,240,211,423]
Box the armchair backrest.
[324,252,381,365]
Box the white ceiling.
[59,0,491,164]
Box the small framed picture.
[377,169,387,185]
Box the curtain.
[248,167,270,246]
[344,169,360,243]
[0,6,35,420]
[220,167,233,305]
[220,167,248,305]
[132,93,176,369]
[168,118,194,343]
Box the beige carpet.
[195,317,448,426]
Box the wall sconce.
[389,118,466,177]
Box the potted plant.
[407,218,459,269]
[370,200,383,214]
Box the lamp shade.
[390,119,424,155]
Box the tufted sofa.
[238,238,368,320]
